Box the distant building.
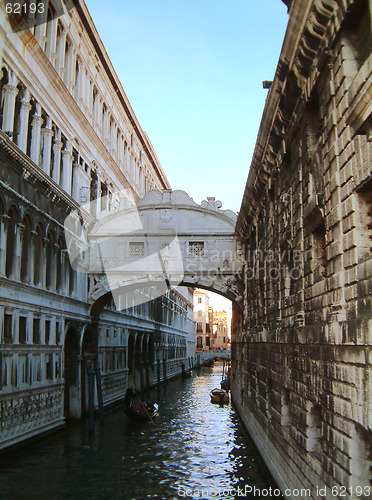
[212,310,229,350]
[193,291,212,351]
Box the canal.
[0,363,278,499]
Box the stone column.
[40,117,54,176]
[61,249,69,295]
[34,9,47,49]
[46,16,58,62]
[39,237,47,288]
[72,162,80,202]
[30,104,43,166]
[1,84,18,137]
[13,222,23,280]
[17,89,32,153]
[0,214,9,277]
[29,230,37,286]
[110,121,117,157]
[51,129,62,184]
[61,141,73,195]
[56,28,67,76]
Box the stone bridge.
[66,189,244,313]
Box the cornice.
[235,0,350,240]
[0,130,94,225]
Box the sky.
[85,0,289,215]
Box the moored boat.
[210,388,229,404]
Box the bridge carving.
[66,190,243,311]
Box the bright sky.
[85,0,289,214]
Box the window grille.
[189,241,204,257]
[129,242,145,258]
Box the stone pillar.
[13,222,23,280]
[34,9,47,49]
[28,230,36,286]
[61,249,69,295]
[61,141,73,195]
[1,84,18,137]
[40,117,54,176]
[51,129,62,184]
[46,16,57,62]
[110,121,117,157]
[30,104,43,166]
[0,215,8,277]
[17,89,32,153]
[72,162,80,202]
[56,28,67,76]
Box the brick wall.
[233,0,372,497]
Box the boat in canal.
[124,387,158,422]
[126,400,159,422]
[182,367,193,378]
[210,388,229,404]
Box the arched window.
[13,83,24,146]
[92,88,98,128]
[5,206,19,279]
[33,223,44,286]
[63,39,72,87]
[20,215,32,282]
[74,58,80,101]
[26,98,36,158]
[45,5,56,59]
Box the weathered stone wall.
[233,0,372,498]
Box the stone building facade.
[0,0,194,452]
[194,290,213,351]
[233,0,372,497]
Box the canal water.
[0,363,278,500]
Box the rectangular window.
[33,318,40,345]
[196,322,203,333]
[19,317,27,344]
[197,336,203,348]
[129,242,144,258]
[4,314,12,343]
[46,354,53,380]
[45,320,51,345]
[198,297,202,304]
[56,322,61,345]
[188,242,204,257]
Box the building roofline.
[76,1,170,191]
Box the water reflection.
[0,363,276,500]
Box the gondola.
[182,368,193,378]
[126,399,158,422]
[124,387,158,422]
[210,388,229,404]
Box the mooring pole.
[88,368,95,436]
[163,357,167,384]
[95,366,104,423]
[145,360,150,396]
[157,358,161,387]
[140,361,145,399]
